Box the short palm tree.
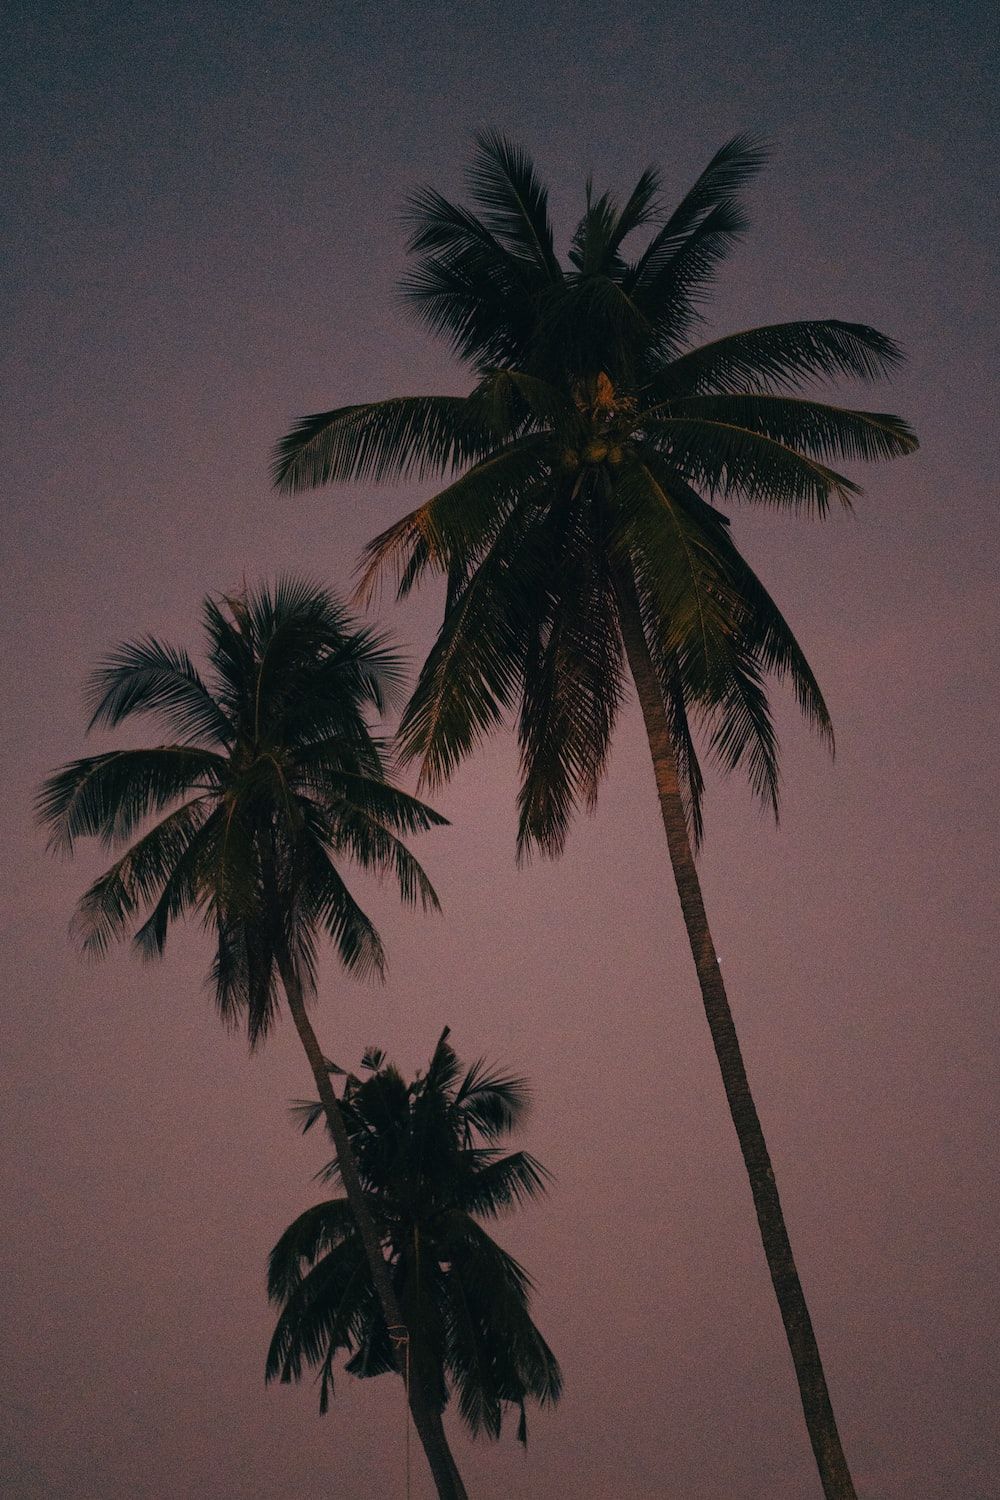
[36,578,467,1499]
[267,1028,561,1466]
[274,136,919,1499]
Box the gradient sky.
[3,2,997,1496]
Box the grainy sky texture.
[2,2,997,1496]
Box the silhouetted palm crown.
[37,580,446,1043]
[276,135,916,849]
[267,1030,561,1441]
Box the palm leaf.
[667,393,917,464]
[85,638,231,744]
[659,319,906,396]
[36,746,224,852]
[72,798,210,957]
[466,131,561,282]
[273,396,480,493]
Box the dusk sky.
[3,2,997,1496]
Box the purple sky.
[3,2,997,1496]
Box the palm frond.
[659,319,906,396]
[265,1238,371,1389]
[455,1058,532,1139]
[273,396,482,494]
[298,833,386,981]
[355,435,551,606]
[85,638,231,744]
[396,495,549,786]
[267,1198,360,1302]
[666,393,918,464]
[515,498,625,859]
[628,134,767,294]
[71,798,210,957]
[318,796,442,912]
[467,132,561,281]
[456,1151,551,1218]
[36,746,224,853]
[641,419,860,513]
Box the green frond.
[627,133,767,295]
[456,1152,551,1218]
[209,913,282,1048]
[641,419,860,513]
[265,1238,372,1389]
[267,1198,360,1303]
[631,198,751,354]
[696,639,781,816]
[454,1058,532,1138]
[355,435,552,606]
[608,165,662,250]
[298,835,386,981]
[322,801,443,913]
[273,396,481,493]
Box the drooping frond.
[72,798,210,957]
[267,1198,361,1303]
[515,495,626,859]
[355,435,552,606]
[312,790,443,913]
[265,1237,373,1396]
[641,418,861,513]
[397,495,548,786]
[297,828,387,982]
[131,806,226,960]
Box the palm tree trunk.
[273,943,469,1500]
[613,566,857,1500]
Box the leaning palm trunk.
[614,568,857,1500]
[273,942,469,1500]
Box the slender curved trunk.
[273,942,469,1500]
[614,567,857,1500]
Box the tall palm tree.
[36,578,469,1500]
[273,136,918,1499]
[267,1028,561,1465]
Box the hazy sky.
[3,2,997,1496]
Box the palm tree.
[273,136,919,1499]
[267,1028,561,1470]
[35,577,469,1500]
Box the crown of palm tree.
[274,134,916,854]
[37,577,448,1044]
[267,1028,561,1442]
